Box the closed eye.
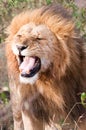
[36,37,42,40]
[36,37,46,41]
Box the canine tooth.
[23,56,25,60]
[16,55,20,65]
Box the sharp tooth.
[23,56,25,61]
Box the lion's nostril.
[16,45,28,52]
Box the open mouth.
[18,55,41,78]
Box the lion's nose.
[16,45,28,51]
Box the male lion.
[6,4,86,130]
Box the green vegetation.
[0,0,86,43]
[81,92,86,107]
[0,92,9,104]
[65,2,86,38]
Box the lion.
[6,4,86,130]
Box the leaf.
[46,0,52,5]
[0,92,9,104]
[81,92,86,108]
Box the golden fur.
[6,4,86,130]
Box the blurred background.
[0,0,86,129]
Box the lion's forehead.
[14,23,53,41]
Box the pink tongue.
[19,57,35,74]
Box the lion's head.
[6,5,75,85]
[11,23,58,84]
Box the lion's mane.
[6,4,86,129]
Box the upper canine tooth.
[16,55,20,65]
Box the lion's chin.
[19,73,39,85]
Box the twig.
[62,102,81,125]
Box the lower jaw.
[19,74,39,85]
